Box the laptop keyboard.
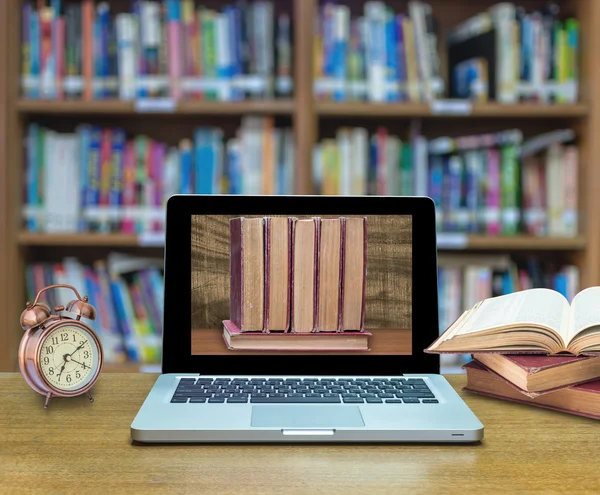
[171,377,438,404]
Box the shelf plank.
[18,232,144,247]
[317,102,589,118]
[438,234,586,251]
[16,99,294,115]
[104,363,161,373]
[19,232,586,251]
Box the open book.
[426,288,600,356]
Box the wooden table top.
[1,372,599,493]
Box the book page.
[569,287,600,342]
[456,289,570,338]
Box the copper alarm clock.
[18,284,104,409]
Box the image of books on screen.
[190,214,412,355]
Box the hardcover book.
[264,217,292,332]
[473,353,600,396]
[229,217,265,331]
[223,320,370,351]
[316,218,343,332]
[426,287,600,356]
[464,361,600,421]
[342,217,367,331]
[291,217,319,333]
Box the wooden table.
[1,373,599,493]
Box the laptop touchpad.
[251,406,365,427]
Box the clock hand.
[57,362,67,380]
[70,358,89,370]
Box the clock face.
[38,324,100,392]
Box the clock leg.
[43,392,52,410]
[87,392,94,403]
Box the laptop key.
[341,394,358,398]
[305,393,322,398]
[403,398,420,404]
[366,398,383,403]
[227,398,248,403]
[208,398,226,403]
[422,399,439,403]
[171,398,188,403]
[377,393,394,399]
[179,378,196,383]
[251,393,267,398]
[287,393,304,398]
[385,399,403,403]
[190,398,206,403]
[251,397,340,403]
[343,398,364,403]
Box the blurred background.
[0,0,595,374]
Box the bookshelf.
[2,0,600,373]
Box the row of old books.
[23,117,294,234]
[315,1,579,104]
[448,2,579,103]
[21,0,291,101]
[26,253,163,366]
[437,255,579,370]
[225,216,369,351]
[314,127,578,237]
[427,283,600,419]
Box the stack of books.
[438,255,579,370]
[23,117,294,234]
[21,0,291,101]
[427,286,600,419]
[314,1,443,102]
[224,216,370,351]
[25,253,164,366]
[448,2,579,103]
[314,127,578,237]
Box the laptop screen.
[190,214,412,356]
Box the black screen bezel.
[162,195,440,375]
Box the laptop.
[131,195,483,443]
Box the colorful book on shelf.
[223,319,371,351]
[427,287,600,356]
[464,360,600,421]
[473,353,600,397]
[229,217,265,332]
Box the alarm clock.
[18,284,104,409]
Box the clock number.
[73,334,77,342]
[48,367,54,375]
[76,371,81,379]
[83,350,90,359]
[61,333,69,342]
[66,374,72,383]
[43,356,49,365]
[45,345,54,354]
[51,336,59,345]
[80,340,86,346]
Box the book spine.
[166,0,182,100]
[364,2,386,102]
[485,148,501,236]
[179,139,193,194]
[121,140,136,233]
[116,14,137,100]
[500,143,520,235]
[408,1,431,101]
[25,124,39,231]
[82,0,94,100]
[562,145,578,237]
[86,128,101,231]
[332,6,349,102]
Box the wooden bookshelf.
[317,102,590,118]
[2,0,600,372]
[16,99,295,115]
